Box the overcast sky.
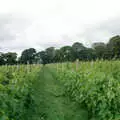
[0,0,120,55]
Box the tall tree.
[60,46,74,62]
[72,42,86,60]
[107,35,120,58]
[92,42,106,59]
[37,51,48,65]
[20,48,36,64]
[79,48,96,61]
[54,49,62,62]
[45,47,55,63]
[3,52,17,65]
[0,52,5,65]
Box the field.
[0,61,120,120]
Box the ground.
[32,66,88,120]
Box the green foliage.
[0,65,88,120]
[1,61,120,120]
[0,65,40,120]
[1,35,120,65]
[58,61,120,120]
[20,48,36,64]
[0,52,17,65]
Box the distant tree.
[107,35,120,58]
[0,52,5,65]
[54,49,61,62]
[78,48,96,61]
[72,42,86,60]
[34,52,42,64]
[37,51,48,65]
[20,48,36,64]
[1,35,120,65]
[59,46,74,62]
[72,42,86,52]
[3,52,17,65]
[45,47,55,63]
[92,42,106,59]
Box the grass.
[31,66,88,120]
[1,60,120,119]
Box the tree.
[34,52,42,64]
[60,46,74,62]
[45,47,55,63]
[79,48,96,61]
[20,48,36,64]
[3,52,17,65]
[0,52,5,65]
[37,51,48,65]
[72,42,86,60]
[92,42,106,59]
[107,35,120,58]
[54,49,62,62]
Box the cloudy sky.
[0,0,120,55]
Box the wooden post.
[17,64,19,72]
[6,64,8,72]
[62,63,64,72]
[76,59,79,71]
[57,63,58,73]
[27,61,30,73]
[91,60,94,68]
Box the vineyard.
[0,61,120,120]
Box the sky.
[0,0,120,55]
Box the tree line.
[0,35,120,65]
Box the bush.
[58,61,120,120]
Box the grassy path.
[32,66,88,120]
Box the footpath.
[33,66,88,120]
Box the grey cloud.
[99,17,120,35]
[38,16,120,50]
[0,14,15,41]
[0,13,120,56]
[58,17,120,48]
[0,13,33,54]
[76,17,120,47]
[0,13,32,42]
[37,43,61,49]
